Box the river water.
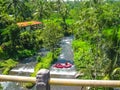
[50,36,76,75]
[50,36,82,90]
[0,36,82,90]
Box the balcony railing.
[0,69,120,90]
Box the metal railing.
[0,75,120,87]
[0,69,120,90]
[0,75,35,83]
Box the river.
[50,36,82,90]
[0,36,82,90]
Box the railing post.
[36,69,50,90]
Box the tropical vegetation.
[0,0,120,89]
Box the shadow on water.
[56,59,73,64]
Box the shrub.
[34,63,43,75]
[2,67,10,75]
[17,49,34,59]
[1,59,18,75]
[0,46,5,59]
[23,83,34,89]
[1,41,12,58]
[72,40,93,70]
[36,56,41,62]
[0,84,3,90]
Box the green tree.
[42,21,63,58]
[33,0,52,20]
[72,0,120,82]
[60,2,69,31]
[54,0,69,31]
[1,24,20,58]
[3,0,31,21]
[0,59,18,74]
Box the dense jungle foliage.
[0,0,120,89]
[72,1,120,80]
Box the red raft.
[53,62,72,68]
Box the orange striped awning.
[17,21,42,27]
